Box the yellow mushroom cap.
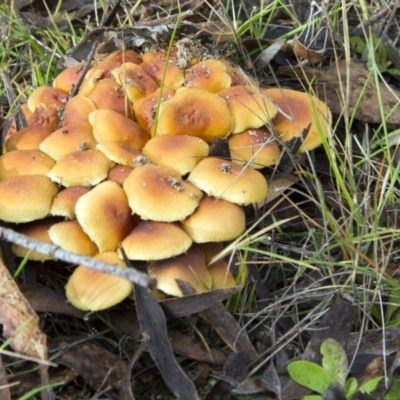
[76,180,137,252]
[27,86,68,112]
[66,251,133,311]
[96,142,145,168]
[89,109,150,150]
[0,150,55,179]
[11,220,54,261]
[48,220,98,256]
[61,95,97,126]
[228,128,281,169]
[181,195,246,243]
[0,175,58,223]
[142,135,209,175]
[123,165,203,222]
[4,125,52,152]
[121,220,193,261]
[154,87,234,143]
[148,245,212,297]
[105,49,142,64]
[112,62,159,102]
[50,186,91,219]
[188,157,268,205]
[185,59,232,93]
[39,121,96,160]
[218,85,278,133]
[47,149,113,187]
[262,88,332,152]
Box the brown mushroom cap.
[48,220,98,256]
[121,220,193,261]
[153,87,234,143]
[66,251,133,311]
[39,121,96,160]
[112,62,159,102]
[218,85,278,133]
[107,165,134,185]
[11,220,54,261]
[141,60,185,90]
[185,59,232,93]
[50,186,91,219]
[47,149,113,187]
[0,150,55,179]
[0,175,58,223]
[262,88,332,152]
[148,245,212,297]
[123,165,203,222]
[61,95,97,126]
[87,78,132,118]
[133,87,175,132]
[89,109,150,150]
[76,180,137,252]
[4,125,53,152]
[26,104,60,131]
[105,49,142,64]
[53,64,86,93]
[27,86,68,112]
[228,128,281,169]
[181,195,246,243]
[188,157,268,205]
[142,135,209,175]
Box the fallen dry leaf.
[0,253,47,360]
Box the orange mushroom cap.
[66,251,133,311]
[76,180,137,252]
[123,164,203,222]
[154,87,234,143]
[188,157,268,205]
[262,87,332,152]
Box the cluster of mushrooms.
[0,39,331,311]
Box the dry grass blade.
[0,251,50,399]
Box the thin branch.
[0,226,155,289]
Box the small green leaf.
[344,377,358,398]
[321,339,348,386]
[303,396,323,400]
[359,376,384,394]
[287,360,335,394]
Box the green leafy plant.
[287,338,383,399]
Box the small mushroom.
[66,252,133,311]
[181,195,246,243]
[0,175,58,223]
[188,157,268,205]
[53,63,86,93]
[121,220,192,261]
[76,180,137,252]
[39,121,96,160]
[61,95,97,126]
[27,86,68,112]
[218,85,277,133]
[49,186,91,219]
[123,164,203,222]
[142,135,209,175]
[48,220,98,256]
[154,87,234,143]
[4,125,53,152]
[89,109,150,150]
[47,149,113,187]
[141,60,185,90]
[228,128,281,169]
[263,88,332,152]
[148,245,212,297]
[0,150,55,179]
